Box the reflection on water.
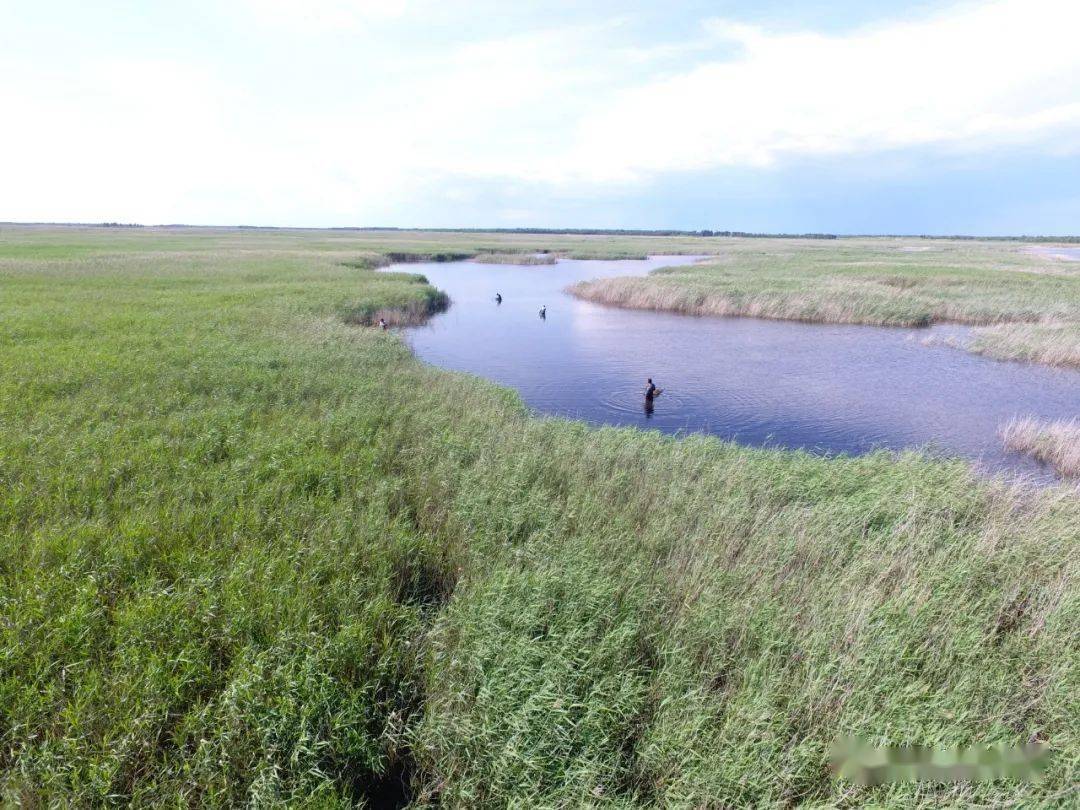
[390,256,1080,482]
[1029,246,1080,261]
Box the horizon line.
[2,221,1080,242]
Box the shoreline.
[566,263,1080,370]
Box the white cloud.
[244,0,413,30]
[560,0,1080,181]
[1,59,243,222]
[263,0,1080,191]
[2,0,1079,225]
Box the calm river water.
[391,256,1079,482]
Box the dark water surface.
[391,256,1079,482]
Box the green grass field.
[569,238,1080,369]
[1,226,1077,806]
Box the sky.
[2,0,1080,234]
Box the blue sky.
[2,0,1079,233]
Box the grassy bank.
[1,226,1078,806]
[472,252,558,265]
[1001,417,1080,478]
[568,238,1080,368]
[969,321,1080,369]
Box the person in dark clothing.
[539,305,546,318]
[495,293,502,304]
[643,380,660,406]
[378,317,388,330]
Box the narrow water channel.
[390,256,1079,482]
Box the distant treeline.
[336,227,1080,241]
[877,234,1080,243]
[3,223,1080,241]
[0,222,146,228]
[339,227,840,239]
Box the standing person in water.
[539,305,546,318]
[495,293,502,304]
[643,378,662,418]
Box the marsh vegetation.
[569,238,1080,368]
[471,251,558,265]
[0,226,1077,806]
[1001,416,1080,478]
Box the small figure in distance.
[378,317,388,330]
[539,305,546,319]
[495,293,502,304]
[644,377,662,402]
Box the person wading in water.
[539,305,546,319]
[643,378,662,418]
[495,293,502,304]
[645,378,662,402]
